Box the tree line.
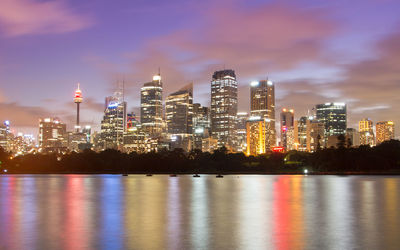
[1,140,400,174]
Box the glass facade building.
[210,70,238,150]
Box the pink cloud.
[0,0,93,37]
[119,2,337,113]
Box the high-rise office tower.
[165,83,193,134]
[315,103,347,138]
[376,121,394,144]
[359,118,374,146]
[280,108,294,150]
[141,74,163,137]
[250,79,276,149]
[73,83,82,132]
[100,89,127,149]
[38,118,67,153]
[210,69,238,149]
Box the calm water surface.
[0,175,399,250]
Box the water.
[0,175,399,250]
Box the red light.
[272,147,284,152]
[282,126,287,132]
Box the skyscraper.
[141,74,163,137]
[315,103,347,138]
[165,83,193,134]
[38,118,67,153]
[359,118,374,146]
[376,121,394,144]
[280,108,294,150]
[210,69,238,149]
[250,79,276,149]
[100,89,127,149]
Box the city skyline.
[0,0,400,137]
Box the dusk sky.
[1,0,400,137]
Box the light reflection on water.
[0,175,400,250]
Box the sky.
[0,0,400,137]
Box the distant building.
[201,137,218,153]
[210,69,238,150]
[280,108,294,150]
[123,133,159,153]
[316,103,347,140]
[126,112,139,132]
[346,128,359,147]
[376,121,395,144]
[286,127,296,151]
[306,120,324,152]
[359,118,374,146]
[141,74,164,137]
[250,79,276,149]
[39,118,67,153]
[296,117,308,151]
[192,103,211,151]
[166,83,193,135]
[0,121,9,150]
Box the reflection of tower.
[74,83,83,132]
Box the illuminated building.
[82,125,92,143]
[141,74,164,137]
[210,69,238,150]
[192,103,210,150]
[236,112,249,152]
[8,133,35,155]
[376,121,394,144]
[359,118,374,146]
[38,118,67,153]
[100,89,127,150]
[73,83,83,132]
[123,133,159,153]
[169,134,193,152]
[246,117,267,155]
[316,103,347,139]
[250,79,276,150]
[166,83,193,134]
[280,108,294,150]
[0,121,9,150]
[127,112,139,132]
[286,127,296,151]
[202,137,219,153]
[294,116,324,152]
[68,132,89,152]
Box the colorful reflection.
[0,175,399,250]
[272,176,305,250]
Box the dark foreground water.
[0,175,399,250]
